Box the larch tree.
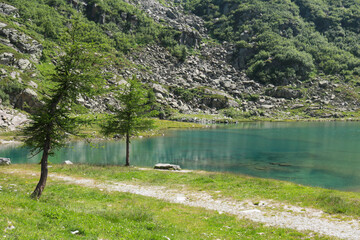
[101,76,156,166]
[24,18,108,199]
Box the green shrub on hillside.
[182,0,360,84]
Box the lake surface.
[1,121,360,192]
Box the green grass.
[0,167,330,239]
[7,164,360,219]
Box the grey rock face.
[0,107,28,131]
[0,158,11,165]
[0,53,31,70]
[291,104,305,109]
[266,87,302,99]
[17,59,31,70]
[319,80,329,89]
[127,0,205,47]
[0,23,43,62]
[0,52,15,65]
[127,43,261,112]
[14,88,43,113]
[0,3,19,17]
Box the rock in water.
[0,158,11,165]
[154,163,181,170]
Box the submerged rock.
[269,162,292,167]
[154,163,181,170]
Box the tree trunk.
[31,139,50,199]
[125,132,130,166]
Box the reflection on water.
[1,121,360,192]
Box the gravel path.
[48,173,360,240]
[3,169,360,239]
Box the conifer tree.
[24,18,107,199]
[101,76,156,166]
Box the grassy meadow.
[1,164,359,239]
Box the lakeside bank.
[1,164,360,239]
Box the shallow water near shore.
[1,121,360,192]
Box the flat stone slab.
[154,163,181,170]
[0,158,11,165]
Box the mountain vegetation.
[1,0,360,125]
[182,0,360,84]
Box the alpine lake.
[1,121,360,192]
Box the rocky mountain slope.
[1,0,360,130]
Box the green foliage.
[172,87,202,102]
[101,76,157,166]
[6,0,67,39]
[0,78,24,106]
[171,44,188,62]
[3,0,360,86]
[246,94,260,102]
[182,0,360,84]
[24,18,108,155]
[4,0,187,61]
[172,86,227,102]
[221,107,243,118]
[101,76,156,138]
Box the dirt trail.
[3,169,360,240]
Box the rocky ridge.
[120,0,359,119]
[0,1,360,131]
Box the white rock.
[0,158,11,165]
[154,163,181,170]
[17,59,31,70]
[64,160,73,165]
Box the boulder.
[0,52,15,66]
[319,80,329,89]
[17,58,31,70]
[14,88,43,113]
[154,163,181,170]
[0,3,19,17]
[151,83,169,96]
[201,96,228,109]
[0,26,43,62]
[0,108,28,131]
[266,87,302,99]
[261,104,274,109]
[0,158,11,165]
[291,104,305,109]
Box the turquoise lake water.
[1,121,360,191]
